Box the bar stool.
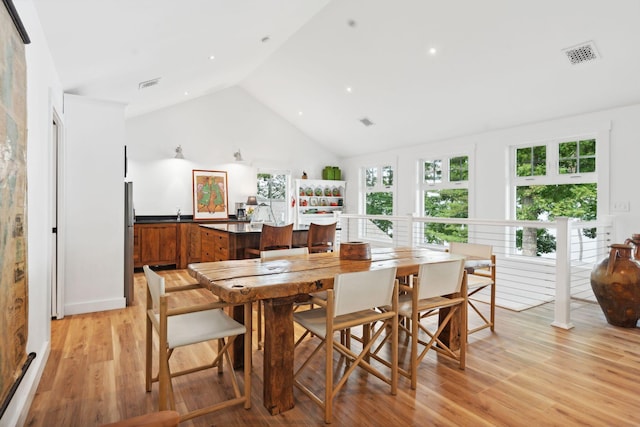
[244,223,293,258]
[306,222,337,253]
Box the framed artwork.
[1,0,30,413]
[192,169,229,220]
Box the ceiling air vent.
[562,41,599,65]
[359,117,375,127]
[138,77,161,90]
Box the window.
[256,171,290,224]
[420,155,469,244]
[512,138,598,258]
[558,139,596,174]
[363,165,394,238]
[516,145,546,177]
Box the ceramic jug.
[590,243,640,327]
[623,233,640,260]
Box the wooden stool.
[306,222,337,253]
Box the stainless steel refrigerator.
[124,181,134,305]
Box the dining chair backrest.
[416,258,465,300]
[307,222,337,253]
[449,242,493,260]
[260,223,294,251]
[333,267,397,317]
[260,247,309,260]
[143,265,164,310]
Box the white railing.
[338,213,615,329]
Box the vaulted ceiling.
[32,0,640,157]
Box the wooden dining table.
[188,246,461,415]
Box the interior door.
[51,113,63,319]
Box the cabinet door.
[201,228,216,262]
[139,224,178,266]
[201,227,231,261]
[189,223,202,263]
[213,231,229,261]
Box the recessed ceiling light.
[261,36,270,43]
[429,47,437,55]
[346,86,353,93]
[184,91,189,96]
[209,55,215,60]
[298,111,303,116]
[347,19,357,28]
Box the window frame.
[360,164,396,241]
[256,169,291,224]
[419,152,470,214]
[417,152,471,246]
[511,137,598,188]
[508,131,609,259]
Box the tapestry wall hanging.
[192,169,229,220]
[0,0,29,411]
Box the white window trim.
[509,131,609,219]
[360,164,396,241]
[362,165,396,212]
[418,152,472,194]
[506,127,611,258]
[419,152,470,215]
[415,151,473,247]
[511,136,598,187]
[256,168,291,223]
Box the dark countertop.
[200,223,310,234]
[135,215,249,224]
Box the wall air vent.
[138,77,161,90]
[359,117,375,127]
[562,41,600,65]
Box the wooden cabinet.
[201,227,230,261]
[134,223,178,268]
[135,221,259,269]
[188,223,202,263]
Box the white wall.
[8,2,638,425]
[4,1,62,426]
[126,86,340,216]
[342,103,640,244]
[62,94,126,315]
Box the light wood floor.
[25,270,640,427]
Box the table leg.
[262,296,296,415]
[438,304,460,351]
[229,305,245,368]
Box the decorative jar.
[590,243,640,327]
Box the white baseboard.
[0,341,50,427]
[64,297,126,315]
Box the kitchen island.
[199,223,311,261]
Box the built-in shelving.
[295,179,345,226]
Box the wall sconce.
[174,145,185,159]
[233,150,244,162]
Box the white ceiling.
[32,0,640,158]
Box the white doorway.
[51,110,64,319]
